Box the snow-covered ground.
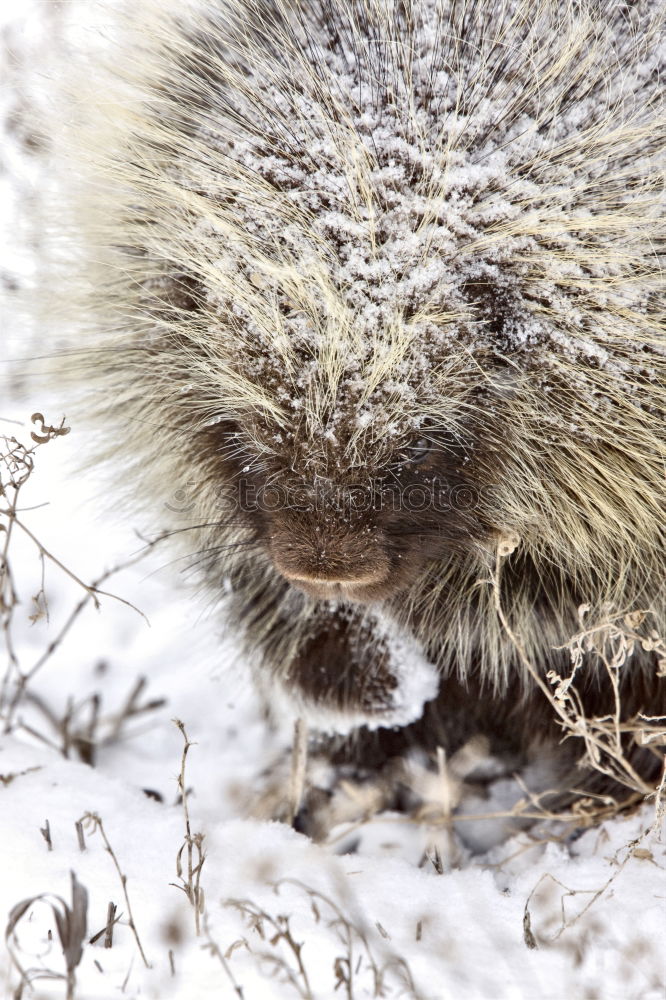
[2,4,666,998]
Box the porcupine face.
[204,416,492,603]
[115,0,663,624]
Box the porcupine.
[48,0,665,823]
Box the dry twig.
[172,719,206,935]
[79,812,151,968]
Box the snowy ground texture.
[2,4,666,999]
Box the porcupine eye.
[400,438,431,465]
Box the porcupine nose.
[269,522,391,596]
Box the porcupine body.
[53,0,665,815]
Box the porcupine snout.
[268,499,393,602]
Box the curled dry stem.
[0,415,153,734]
[491,538,665,807]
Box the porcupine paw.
[285,622,398,718]
[280,608,441,731]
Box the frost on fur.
[45,1,664,720]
